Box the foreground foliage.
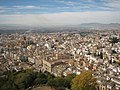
[0,70,96,90]
[71,71,96,90]
[0,69,75,90]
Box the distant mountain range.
[0,23,120,30]
[78,23,120,30]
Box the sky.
[0,0,120,26]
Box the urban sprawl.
[0,30,120,90]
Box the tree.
[109,37,119,46]
[64,74,76,89]
[47,77,65,88]
[47,79,56,88]
[71,71,96,90]
[99,52,103,59]
[34,73,48,85]
[0,48,4,53]
[14,69,36,89]
[0,78,19,90]
[0,76,7,87]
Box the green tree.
[0,69,38,90]
[99,52,103,59]
[47,77,65,88]
[47,79,56,88]
[71,71,96,90]
[0,80,19,90]
[14,69,36,89]
[64,74,76,89]
[34,73,48,85]
[109,37,119,46]
[0,76,7,87]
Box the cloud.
[0,6,11,10]
[0,6,6,10]
[13,5,48,9]
[103,0,120,10]
[54,0,80,6]
[0,11,120,26]
[54,0,112,11]
[46,11,120,25]
[0,5,51,14]
[56,0,120,11]
[0,0,119,14]
[0,0,120,24]
[83,0,96,3]
[0,10,5,13]
[0,14,50,25]
[0,5,50,10]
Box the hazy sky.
[0,0,120,26]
